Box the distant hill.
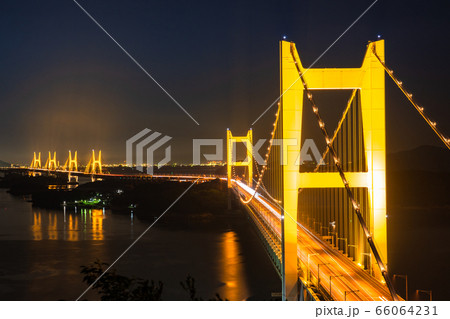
[387,145,450,172]
[0,160,11,167]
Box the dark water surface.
[0,189,280,300]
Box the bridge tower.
[226,129,253,208]
[30,152,41,169]
[44,152,58,170]
[63,151,78,183]
[63,151,78,172]
[226,129,253,188]
[84,150,102,175]
[278,40,387,299]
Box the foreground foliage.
[81,260,227,301]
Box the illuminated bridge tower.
[63,151,78,172]
[30,152,41,169]
[63,151,78,183]
[85,150,103,179]
[277,40,387,300]
[227,129,253,208]
[45,152,58,170]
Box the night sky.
[0,0,449,164]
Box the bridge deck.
[234,180,394,301]
[1,167,219,181]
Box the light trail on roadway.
[233,180,395,301]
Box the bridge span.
[2,38,449,302]
[234,179,393,301]
[225,39,449,301]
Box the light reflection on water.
[219,231,249,300]
[30,208,105,241]
[31,212,42,241]
[0,189,280,300]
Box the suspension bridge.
[7,149,213,182]
[2,39,449,301]
[227,39,449,301]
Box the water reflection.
[0,189,280,301]
[219,231,249,300]
[48,213,58,240]
[91,209,104,241]
[67,213,79,241]
[31,208,105,241]
[32,212,42,241]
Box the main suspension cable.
[240,103,281,204]
[371,45,450,150]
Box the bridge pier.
[68,173,78,184]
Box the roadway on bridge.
[234,180,393,301]
[4,167,218,181]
